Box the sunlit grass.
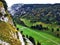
[17,24,60,45]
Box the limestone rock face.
[0,40,10,45]
[0,21,22,45]
[0,0,24,45]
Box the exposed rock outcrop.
[0,0,25,45]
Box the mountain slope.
[9,4,60,25]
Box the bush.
[37,41,41,45]
[26,35,29,38]
[31,26,36,29]
[31,24,43,30]
[35,24,43,30]
[17,28,19,30]
[52,28,54,32]
[22,34,25,37]
[14,23,16,27]
[43,27,48,30]
[29,36,35,45]
[57,28,59,31]
[20,31,23,34]
[56,34,59,37]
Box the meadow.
[17,24,60,45]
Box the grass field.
[17,24,60,45]
[20,18,32,27]
[20,18,60,29]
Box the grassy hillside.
[0,21,21,45]
[20,18,60,29]
[17,24,60,45]
[20,18,60,37]
[20,18,32,27]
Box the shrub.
[43,27,48,30]
[31,24,43,30]
[26,35,29,38]
[17,28,19,30]
[31,26,36,29]
[52,28,54,32]
[37,41,41,45]
[20,31,23,34]
[29,36,35,45]
[57,28,59,31]
[35,24,43,30]
[56,34,59,37]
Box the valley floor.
[17,24,60,45]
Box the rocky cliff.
[0,0,25,45]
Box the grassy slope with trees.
[17,24,60,45]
